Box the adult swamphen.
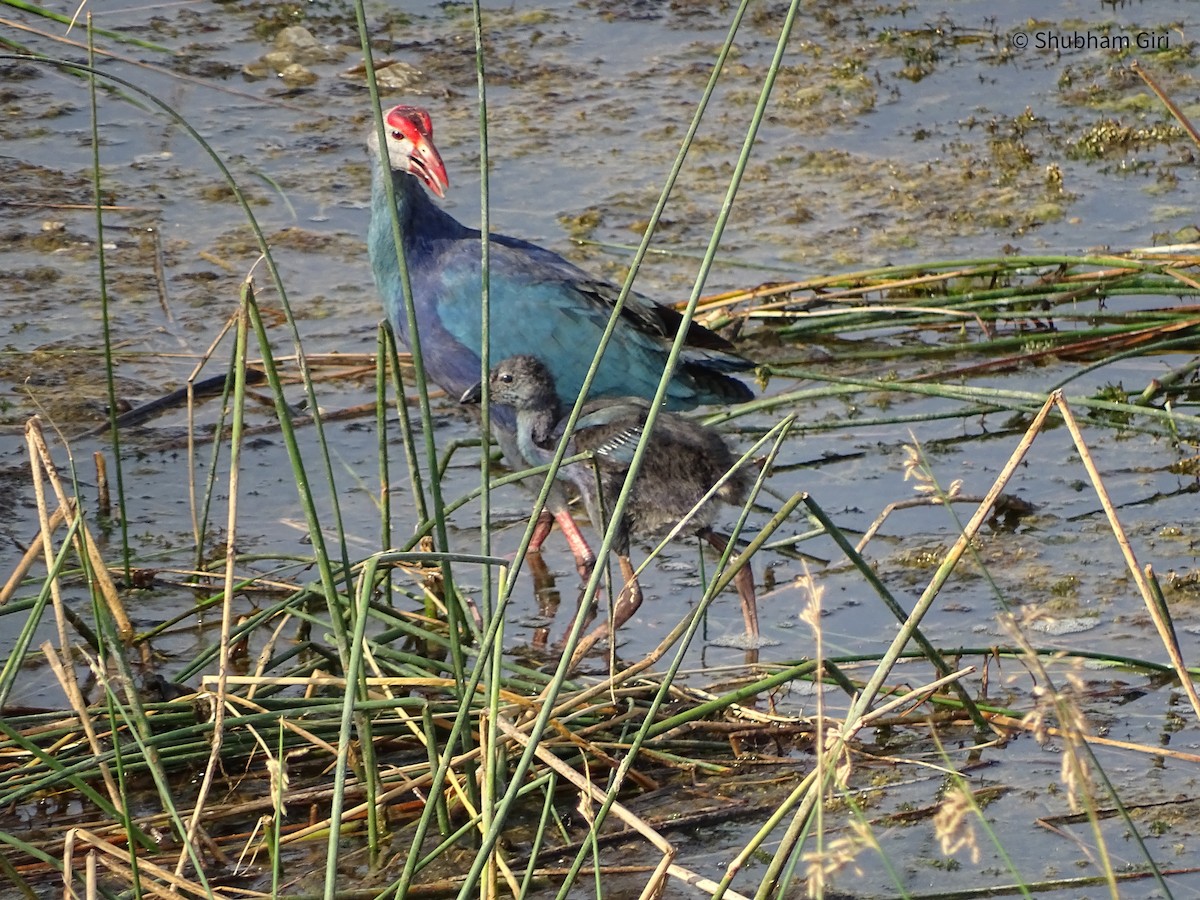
[367,105,754,572]
[461,355,757,667]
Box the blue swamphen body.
[462,355,758,666]
[367,105,754,570]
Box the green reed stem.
[0,516,80,708]
[5,53,355,661]
[454,4,761,895]
[87,24,130,583]
[353,7,465,683]
[377,326,392,553]
[2,0,171,50]
[384,325,430,527]
[192,328,240,572]
[323,551,381,894]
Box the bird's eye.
[499,373,513,383]
[390,130,403,140]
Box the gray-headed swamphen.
[368,105,754,574]
[461,354,757,667]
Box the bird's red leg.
[705,530,759,641]
[528,507,597,579]
[552,508,596,579]
[528,509,555,553]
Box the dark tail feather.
[682,359,755,404]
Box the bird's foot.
[565,559,643,672]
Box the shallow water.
[3,0,1200,895]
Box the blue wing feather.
[369,167,753,415]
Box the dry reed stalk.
[746,395,1062,892]
[41,641,123,813]
[23,419,128,814]
[1054,395,1200,721]
[496,716,754,900]
[854,665,977,729]
[988,710,1200,764]
[185,306,241,551]
[64,827,266,899]
[93,450,110,519]
[1133,60,1200,148]
[178,295,252,881]
[853,493,988,557]
[25,417,133,642]
[0,502,70,606]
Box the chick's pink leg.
[553,508,596,579]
